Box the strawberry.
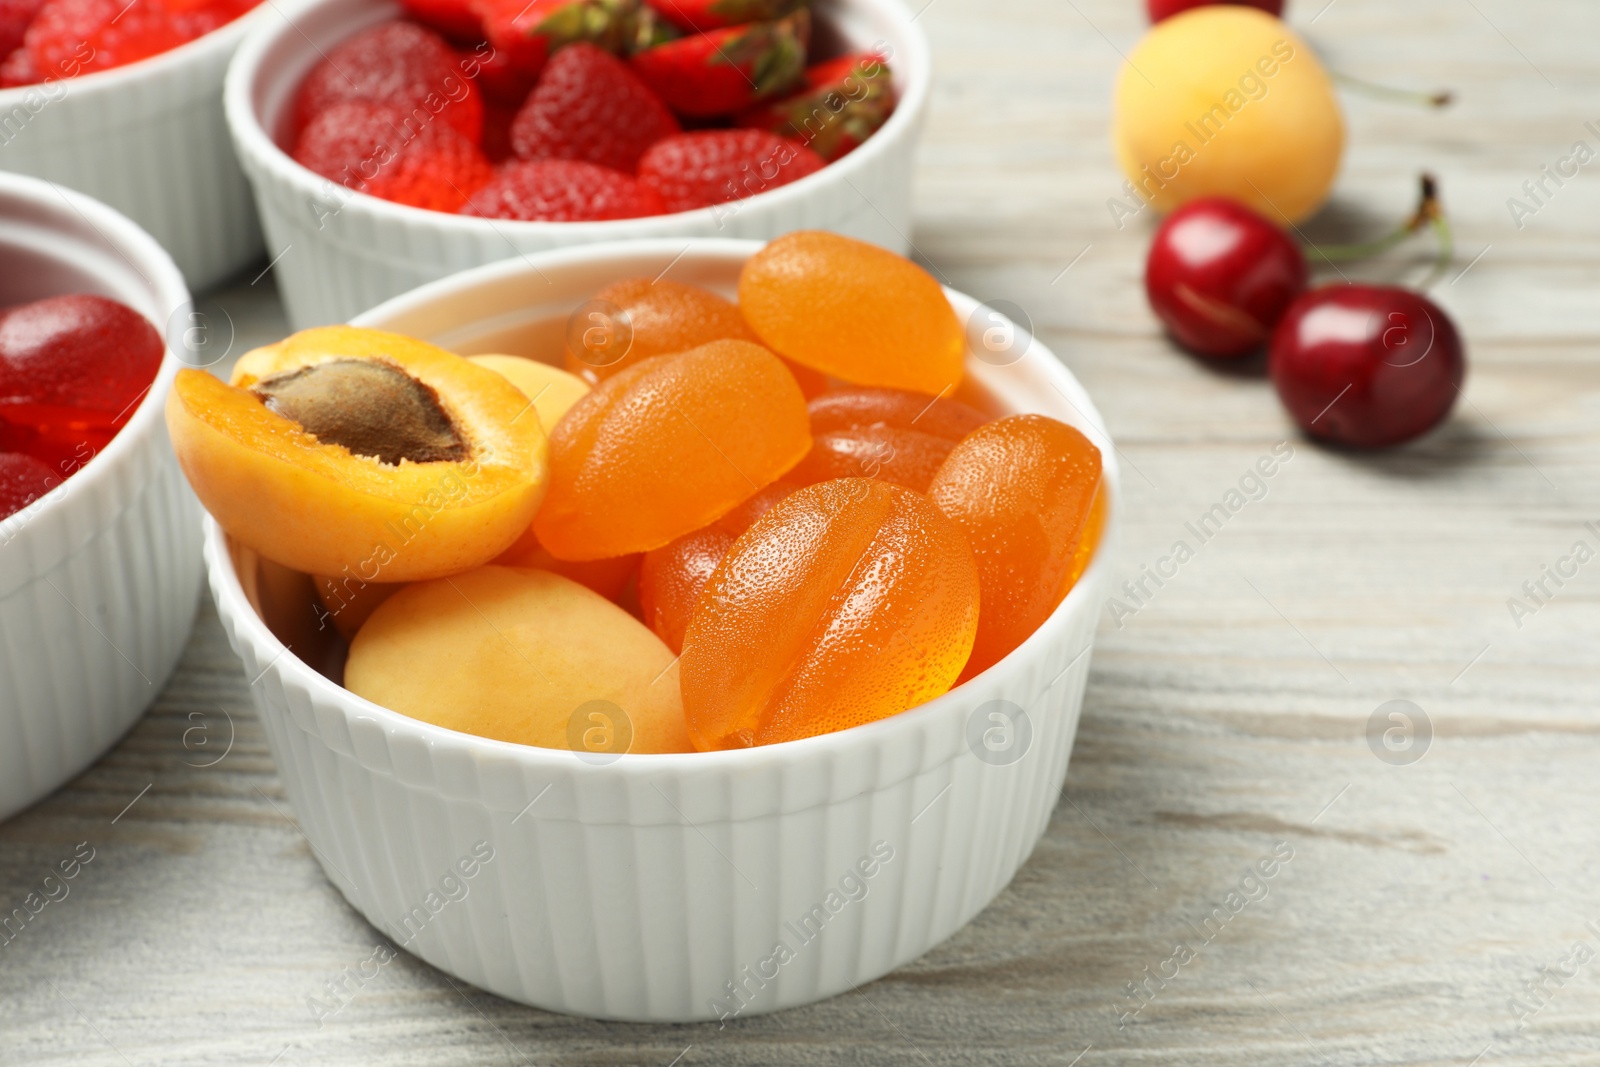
[0,452,59,520]
[642,0,804,33]
[293,101,494,213]
[629,7,806,117]
[293,22,483,142]
[461,159,665,220]
[0,0,46,60]
[477,0,670,85]
[398,0,482,42]
[24,0,253,77]
[737,51,893,160]
[466,40,537,107]
[0,43,37,85]
[637,128,822,212]
[509,42,678,172]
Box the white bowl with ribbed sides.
[223,0,930,329]
[202,239,1116,1021]
[0,7,268,290]
[0,173,203,823]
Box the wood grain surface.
[6,0,1600,1063]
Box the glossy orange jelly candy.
[637,478,796,653]
[564,277,757,385]
[534,339,810,560]
[926,414,1103,680]
[738,231,966,395]
[791,386,993,492]
[494,523,641,601]
[680,478,980,750]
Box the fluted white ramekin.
[0,6,267,290]
[203,239,1117,1021]
[224,0,930,328]
[0,173,203,823]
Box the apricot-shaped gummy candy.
[790,386,991,491]
[494,523,640,601]
[166,327,548,582]
[927,414,1103,680]
[346,566,692,754]
[680,479,980,750]
[535,339,810,560]
[564,277,757,385]
[807,386,989,441]
[738,231,966,395]
[638,477,795,653]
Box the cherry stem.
[1333,70,1454,109]
[1303,173,1454,288]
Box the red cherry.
[1148,0,1283,22]
[1145,197,1307,359]
[1269,285,1464,448]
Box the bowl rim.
[0,171,191,567]
[0,3,267,108]
[222,0,931,236]
[205,237,1118,776]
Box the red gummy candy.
[293,101,493,212]
[461,159,664,221]
[293,22,482,142]
[0,452,60,520]
[638,129,822,212]
[510,42,679,173]
[0,294,162,416]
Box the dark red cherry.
[1148,0,1283,23]
[1269,285,1464,448]
[1145,197,1308,359]
[0,294,163,417]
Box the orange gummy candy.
[563,276,827,398]
[638,478,797,653]
[494,524,640,601]
[565,277,757,385]
[738,232,967,395]
[535,339,810,560]
[927,414,1103,680]
[680,478,980,750]
[792,387,992,491]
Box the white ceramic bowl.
[0,172,203,823]
[0,7,268,291]
[202,238,1117,1021]
[224,0,930,329]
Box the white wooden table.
[5,0,1600,1063]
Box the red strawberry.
[24,0,253,77]
[478,0,668,85]
[737,51,894,160]
[0,452,60,520]
[629,7,806,117]
[294,22,483,142]
[398,0,481,41]
[638,128,821,212]
[642,0,804,33]
[0,43,37,85]
[0,0,47,60]
[466,39,537,107]
[461,159,665,220]
[293,101,494,213]
[509,42,678,172]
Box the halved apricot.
[167,327,548,582]
[534,339,811,560]
[345,565,691,753]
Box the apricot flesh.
[467,354,589,433]
[167,327,548,582]
[345,565,692,754]
[1112,7,1343,223]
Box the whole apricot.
[314,574,402,640]
[167,327,548,582]
[1112,6,1343,223]
[345,566,691,754]
[467,354,590,433]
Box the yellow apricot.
[1112,6,1343,223]
[345,566,691,754]
[167,327,548,582]
[467,354,589,433]
[314,574,402,640]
